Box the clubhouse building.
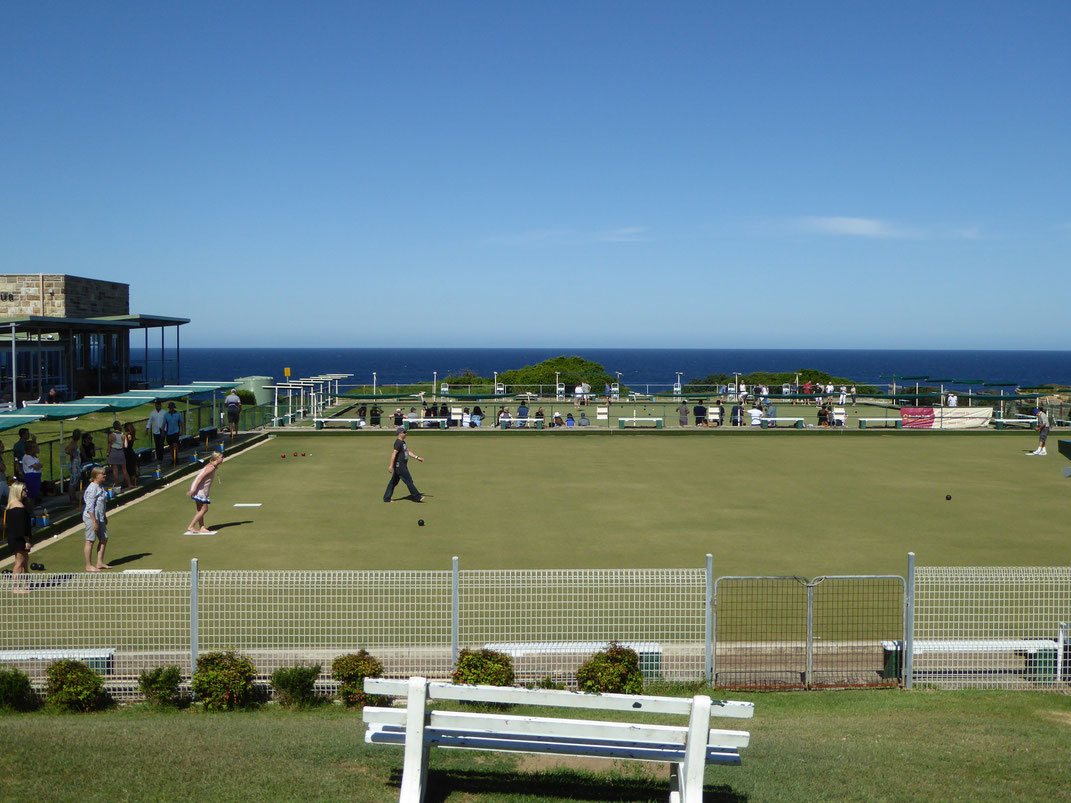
[0,274,188,405]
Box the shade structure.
[16,402,110,420]
[0,414,45,433]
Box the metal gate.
[713,575,906,689]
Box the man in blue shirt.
[164,402,184,465]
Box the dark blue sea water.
[130,348,1071,393]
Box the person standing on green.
[384,427,425,503]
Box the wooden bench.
[619,417,663,429]
[858,418,903,429]
[992,418,1035,430]
[0,648,115,674]
[760,417,805,429]
[500,418,544,429]
[363,676,753,803]
[313,418,365,430]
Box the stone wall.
[0,274,129,318]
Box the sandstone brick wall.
[0,274,129,318]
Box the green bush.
[191,651,257,711]
[452,649,515,687]
[575,642,643,694]
[138,665,183,707]
[271,664,322,708]
[0,667,40,711]
[530,675,566,691]
[331,650,384,708]
[45,659,108,712]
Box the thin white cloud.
[593,226,650,243]
[795,216,915,238]
[790,216,984,240]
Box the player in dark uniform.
[384,426,426,502]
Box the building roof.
[0,313,190,331]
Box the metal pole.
[190,558,199,679]
[805,581,814,688]
[904,552,915,689]
[10,323,17,408]
[451,556,460,665]
[705,553,714,684]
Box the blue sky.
[2,1,1068,348]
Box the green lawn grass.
[1,689,1068,802]
[27,429,1067,576]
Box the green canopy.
[17,402,109,420]
[0,414,44,432]
[82,394,162,411]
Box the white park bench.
[403,418,448,430]
[619,417,663,429]
[760,417,805,429]
[313,418,365,430]
[363,676,753,803]
[0,648,115,674]
[500,417,544,429]
[858,418,903,429]
[992,418,1035,430]
[881,637,1064,682]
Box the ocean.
[130,348,1071,392]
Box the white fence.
[907,564,1071,689]
[0,560,708,699]
[3,557,1069,699]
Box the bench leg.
[678,695,711,803]
[400,676,430,803]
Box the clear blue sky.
[2,1,1068,348]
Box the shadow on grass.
[211,520,254,531]
[391,768,748,802]
[107,553,152,567]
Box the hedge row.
[0,643,642,713]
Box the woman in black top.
[6,480,33,593]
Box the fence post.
[705,553,714,684]
[451,556,459,666]
[904,552,915,690]
[190,558,199,679]
[805,580,815,688]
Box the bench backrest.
[364,678,753,719]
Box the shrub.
[0,667,39,711]
[331,650,384,708]
[138,665,183,707]
[530,675,566,691]
[45,659,108,712]
[452,649,515,687]
[191,651,257,711]
[271,664,322,708]
[575,642,643,694]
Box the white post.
[190,558,199,678]
[680,695,712,802]
[433,371,437,400]
[451,556,460,664]
[705,553,714,683]
[400,676,431,803]
[373,372,376,397]
[904,551,915,689]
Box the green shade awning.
[17,402,109,420]
[81,395,160,411]
[0,414,45,432]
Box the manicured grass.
[27,429,1066,575]
[1,689,1068,802]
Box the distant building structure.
[0,274,189,404]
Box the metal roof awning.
[0,315,139,333]
[91,313,192,328]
